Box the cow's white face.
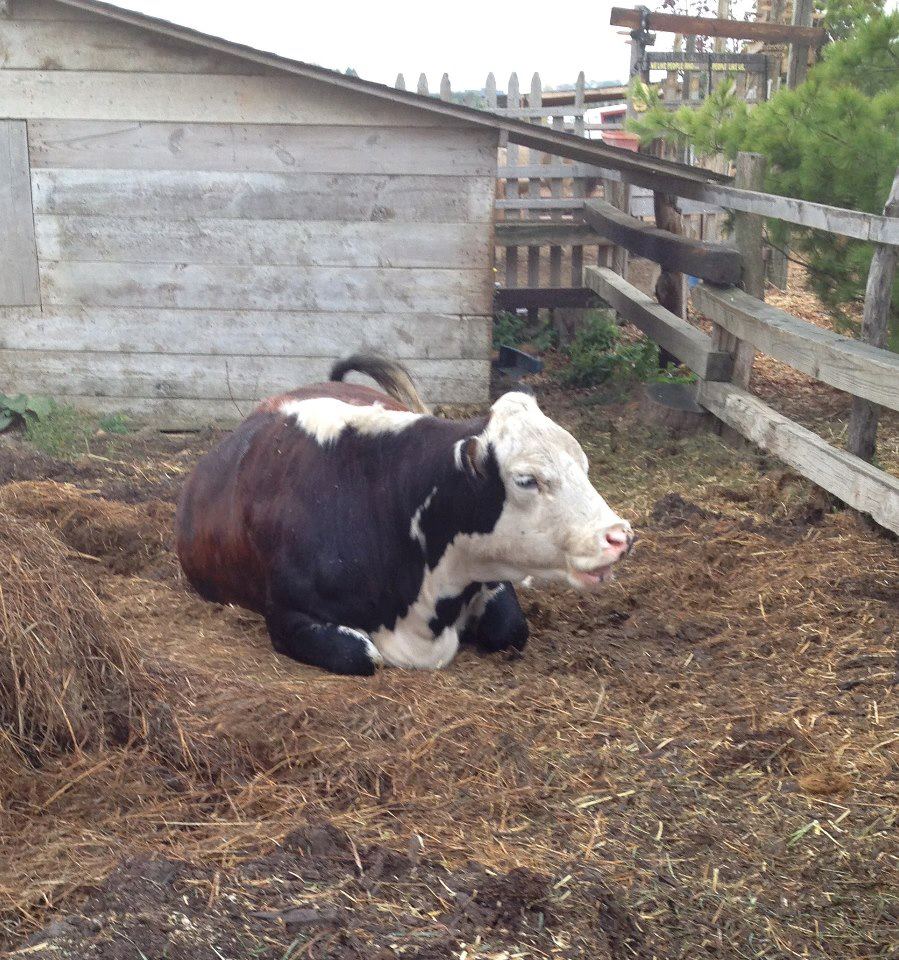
[461,392,633,591]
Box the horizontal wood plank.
[581,166,899,245]
[0,18,262,72]
[496,198,585,211]
[584,198,742,284]
[6,0,111,21]
[701,183,899,246]
[692,284,899,412]
[609,7,826,44]
[584,266,732,380]
[24,388,485,426]
[34,216,490,268]
[28,121,497,176]
[700,382,899,535]
[39,261,493,314]
[32,169,495,222]
[0,307,490,358]
[0,120,41,305]
[494,287,597,310]
[0,349,490,403]
[494,221,610,247]
[0,70,476,126]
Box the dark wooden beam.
[494,287,598,310]
[494,221,611,247]
[610,7,826,45]
[584,198,743,285]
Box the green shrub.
[562,311,659,386]
[492,310,558,351]
[492,310,529,348]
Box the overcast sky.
[125,0,635,91]
[120,0,899,93]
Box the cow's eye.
[513,474,539,491]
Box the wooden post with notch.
[786,0,814,89]
[652,141,686,369]
[709,151,766,389]
[847,168,899,463]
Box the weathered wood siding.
[0,0,496,420]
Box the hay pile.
[0,512,140,760]
[0,481,173,575]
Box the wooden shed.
[0,0,500,421]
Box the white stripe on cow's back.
[280,397,422,445]
[409,486,438,549]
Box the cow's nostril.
[605,526,630,549]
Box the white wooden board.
[0,307,490,359]
[39,261,494,314]
[5,0,110,22]
[34,216,491,269]
[31,169,495,222]
[0,349,490,403]
[701,382,899,535]
[28,121,497,176]
[0,19,261,73]
[692,284,899,413]
[0,70,482,126]
[0,120,40,305]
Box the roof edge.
[46,0,731,188]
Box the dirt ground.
[1,342,897,959]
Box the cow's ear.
[455,436,486,481]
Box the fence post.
[526,72,543,315]
[710,151,766,388]
[504,73,520,290]
[847,167,899,462]
[786,0,814,89]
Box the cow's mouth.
[568,563,616,590]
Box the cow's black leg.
[265,607,383,676]
[463,582,529,653]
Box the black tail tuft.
[330,354,429,414]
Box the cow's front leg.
[265,607,383,676]
[462,582,529,653]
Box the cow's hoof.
[334,626,384,675]
[477,619,529,653]
[265,609,384,676]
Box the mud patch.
[26,829,643,960]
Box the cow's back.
[176,381,408,612]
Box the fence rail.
[575,150,899,535]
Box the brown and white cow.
[176,356,633,675]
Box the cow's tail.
[330,354,429,414]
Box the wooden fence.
[396,70,711,292]
[577,157,899,536]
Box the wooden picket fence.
[395,70,670,291]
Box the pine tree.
[628,6,899,347]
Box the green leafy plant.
[492,310,558,351]
[0,393,53,432]
[562,311,659,387]
[99,412,131,435]
[649,364,698,386]
[492,310,529,348]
